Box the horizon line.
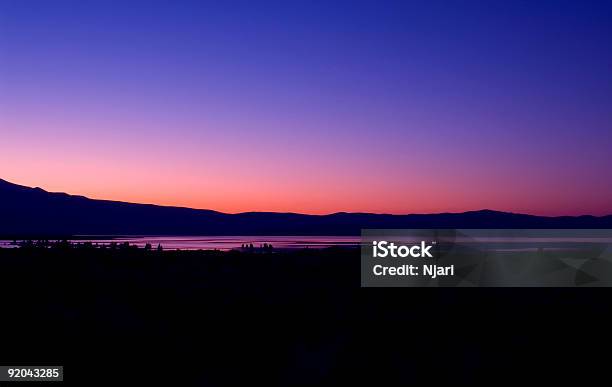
[2,177,610,219]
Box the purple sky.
[1,1,611,215]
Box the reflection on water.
[2,235,611,252]
[0,236,361,251]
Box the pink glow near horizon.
[1,104,610,216]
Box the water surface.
[0,236,361,251]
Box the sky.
[1,0,611,215]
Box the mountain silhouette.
[1,178,611,236]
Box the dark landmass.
[0,245,609,385]
[2,178,611,236]
[2,178,611,384]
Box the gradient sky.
[1,0,611,215]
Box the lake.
[0,236,361,251]
[2,234,611,252]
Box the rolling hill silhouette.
[1,178,611,236]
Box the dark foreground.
[1,246,611,385]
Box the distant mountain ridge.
[1,178,611,236]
